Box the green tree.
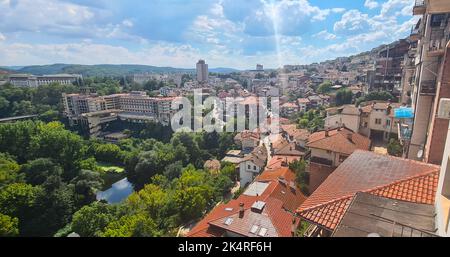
[72,202,119,237]
[335,89,353,106]
[20,158,63,186]
[0,153,24,188]
[289,160,309,195]
[0,213,19,237]
[317,81,333,94]
[101,214,160,237]
[387,139,403,157]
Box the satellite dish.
[417,149,424,159]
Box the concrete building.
[8,74,81,87]
[196,60,209,83]
[62,91,177,135]
[407,0,450,164]
[256,64,264,71]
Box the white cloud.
[0,33,5,41]
[364,0,379,9]
[334,10,372,35]
[313,30,337,40]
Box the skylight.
[258,227,268,237]
[224,217,234,226]
[250,225,259,234]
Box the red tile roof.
[307,127,371,155]
[188,167,307,237]
[281,124,310,141]
[296,150,440,231]
[265,156,301,173]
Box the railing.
[420,80,437,95]
[429,38,447,53]
[413,0,426,15]
[310,157,333,167]
[303,224,321,237]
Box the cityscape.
[0,0,450,243]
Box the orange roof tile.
[296,150,440,231]
[188,167,307,237]
[307,127,370,155]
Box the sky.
[0,0,418,69]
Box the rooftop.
[332,192,437,237]
[188,167,307,237]
[297,150,440,231]
[307,126,371,155]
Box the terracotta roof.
[235,130,260,142]
[265,156,301,172]
[307,127,371,155]
[297,150,440,231]
[188,168,307,237]
[281,102,299,108]
[281,124,310,141]
[241,146,268,168]
[297,98,310,104]
[273,141,305,156]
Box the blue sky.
[0,0,418,69]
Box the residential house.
[280,102,300,118]
[234,130,261,151]
[280,124,310,148]
[187,167,307,237]
[239,146,268,188]
[359,102,402,141]
[297,98,310,113]
[324,105,361,133]
[307,126,371,193]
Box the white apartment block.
[8,74,81,87]
[62,91,177,135]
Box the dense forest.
[0,80,238,237]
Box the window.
[375,119,382,125]
[258,227,268,237]
[248,165,251,170]
[224,217,234,226]
[250,225,259,234]
[253,165,257,170]
[386,119,391,127]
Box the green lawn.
[97,162,125,173]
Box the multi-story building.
[366,39,409,95]
[324,105,361,133]
[8,74,81,87]
[359,102,403,141]
[196,59,209,83]
[407,0,450,165]
[62,91,177,135]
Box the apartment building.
[8,74,81,87]
[407,0,450,165]
[324,105,361,133]
[366,39,409,95]
[359,102,403,141]
[62,91,177,135]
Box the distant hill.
[3,64,240,77]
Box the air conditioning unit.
[438,98,450,120]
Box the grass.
[97,162,125,173]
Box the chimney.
[239,203,245,218]
[325,129,329,137]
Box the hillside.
[5,64,239,77]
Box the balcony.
[413,0,426,15]
[310,156,333,167]
[410,27,422,42]
[420,80,437,95]
[428,37,448,57]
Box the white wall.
[239,160,261,188]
